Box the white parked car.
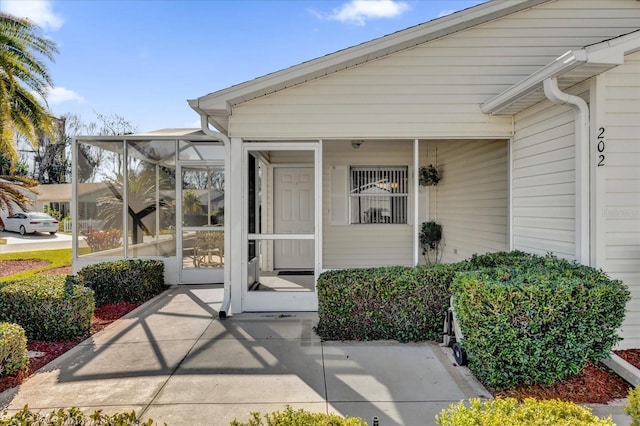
[0,212,59,235]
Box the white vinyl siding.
[229,0,639,140]
[511,98,577,260]
[601,52,640,349]
[323,140,413,268]
[422,139,509,264]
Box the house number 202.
[597,127,606,167]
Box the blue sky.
[1,0,485,133]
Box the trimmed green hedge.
[0,276,94,341]
[76,259,165,306]
[230,405,367,426]
[316,263,467,342]
[452,251,630,390]
[0,406,162,425]
[436,397,614,425]
[0,322,28,377]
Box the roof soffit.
[482,30,640,116]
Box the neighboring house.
[72,0,640,348]
[35,183,113,231]
[34,184,72,217]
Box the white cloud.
[45,87,85,105]
[313,0,410,26]
[0,0,64,31]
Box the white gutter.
[483,30,640,116]
[543,77,590,265]
[482,50,587,114]
[197,114,233,319]
[413,139,419,266]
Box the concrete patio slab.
[7,369,167,409]
[154,374,327,405]
[323,342,472,403]
[201,312,320,341]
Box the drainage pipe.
[543,77,590,265]
[198,114,232,319]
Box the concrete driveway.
[0,230,72,253]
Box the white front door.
[274,167,314,270]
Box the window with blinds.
[350,166,408,224]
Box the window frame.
[349,165,409,225]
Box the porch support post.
[229,137,244,314]
[71,138,78,269]
[316,140,323,274]
[413,138,419,266]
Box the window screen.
[350,166,408,224]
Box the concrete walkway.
[0,285,631,425]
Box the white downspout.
[198,114,232,319]
[543,77,590,265]
[413,139,419,266]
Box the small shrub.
[0,405,163,425]
[230,405,367,426]
[82,227,122,252]
[0,275,94,341]
[0,322,28,377]
[451,252,630,390]
[436,397,614,425]
[628,386,640,426]
[316,263,468,342]
[76,259,165,306]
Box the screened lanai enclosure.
[72,130,226,284]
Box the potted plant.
[419,164,440,186]
[419,220,443,264]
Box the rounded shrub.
[451,252,630,390]
[436,397,614,425]
[76,259,165,306]
[230,405,367,425]
[0,322,28,377]
[0,275,94,341]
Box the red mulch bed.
[494,361,632,403]
[42,265,73,275]
[0,260,50,277]
[615,349,640,370]
[0,302,140,394]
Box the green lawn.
[0,249,72,282]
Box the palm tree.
[0,13,59,159]
[0,175,38,215]
[0,13,58,213]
